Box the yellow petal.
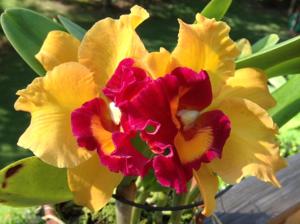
[208,98,286,187]
[236,38,252,59]
[15,62,99,168]
[79,5,149,86]
[35,31,80,71]
[193,165,218,216]
[172,14,240,95]
[68,154,123,211]
[138,47,179,78]
[216,68,276,109]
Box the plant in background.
[0,0,300,223]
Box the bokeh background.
[0,0,299,223]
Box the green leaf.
[252,34,280,53]
[0,156,72,207]
[57,15,86,41]
[201,0,232,20]
[236,36,300,78]
[270,74,300,127]
[1,8,65,76]
[265,57,300,77]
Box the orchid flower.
[15,5,286,216]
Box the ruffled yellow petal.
[35,31,80,71]
[193,165,218,216]
[138,47,179,78]
[172,14,239,95]
[68,154,123,211]
[209,98,286,186]
[15,62,99,168]
[216,68,276,109]
[79,5,149,86]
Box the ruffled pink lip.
[71,58,231,193]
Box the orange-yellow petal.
[90,114,115,155]
[79,5,149,86]
[138,47,179,78]
[35,31,80,71]
[215,68,276,109]
[175,110,230,165]
[193,165,218,216]
[172,14,239,95]
[15,62,99,168]
[175,129,213,164]
[208,98,286,187]
[68,154,123,211]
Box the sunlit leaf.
[236,36,300,78]
[57,15,86,41]
[252,34,280,53]
[268,76,287,93]
[0,156,72,207]
[0,8,65,76]
[265,57,300,77]
[270,74,300,127]
[201,0,232,20]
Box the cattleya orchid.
[14,5,286,216]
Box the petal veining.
[15,62,98,167]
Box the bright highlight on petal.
[172,14,240,95]
[68,154,123,211]
[208,98,286,186]
[217,68,276,109]
[35,31,80,71]
[15,62,99,168]
[79,5,149,86]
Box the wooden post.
[204,153,300,224]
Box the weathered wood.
[205,153,300,224]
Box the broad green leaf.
[252,34,280,53]
[201,0,232,20]
[265,57,300,77]
[57,15,86,41]
[0,156,72,207]
[1,8,65,76]
[270,74,300,127]
[236,36,300,78]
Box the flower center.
[109,102,121,125]
[177,109,200,129]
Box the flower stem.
[130,190,149,224]
[186,185,200,204]
[115,181,137,224]
[169,191,187,224]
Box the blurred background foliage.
[0,0,299,223]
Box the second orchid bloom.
[14,5,286,216]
